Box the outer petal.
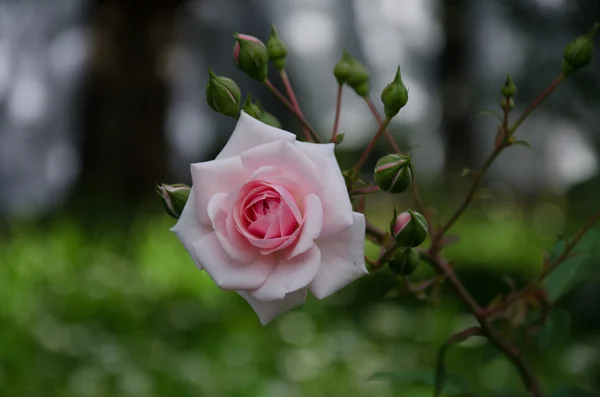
[287,194,323,259]
[240,141,320,194]
[294,141,353,237]
[192,232,274,290]
[238,288,307,325]
[216,112,296,159]
[206,193,257,264]
[170,187,212,270]
[250,245,321,301]
[309,212,368,299]
[191,156,250,225]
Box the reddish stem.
[351,117,391,179]
[509,74,565,134]
[279,70,313,142]
[351,185,380,196]
[365,96,401,153]
[331,84,343,143]
[264,79,320,142]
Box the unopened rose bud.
[381,66,408,118]
[205,69,241,118]
[501,75,517,98]
[334,50,370,96]
[333,50,353,84]
[233,33,269,82]
[267,25,288,71]
[389,247,421,275]
[242,94,262,119]
[562,23,598,76]
[392,210,428,247]
[501,97,515,110]
[374,154,413,194]
[259,111,282,128]
[156,183,190,219]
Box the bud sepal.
[562,23,598,76]
[156,184,190,219]
[205,69,241,118]
[267,25,288,70]
[392,210,428,247]
[381,66,408,118]
[374,154,413,194]
[233,33,269,82]
[242,94,262,119]
[389,247,421,275]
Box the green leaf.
[545,230,599,302]
[334,133,345,144]
[511,140,532,150]
[477,109,502,122]
[536,309,571,349]
[371,370,469,396]
[550,385,594,397]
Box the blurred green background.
[1,0,600,396]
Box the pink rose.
[172,112,367,324]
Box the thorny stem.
[264,79,321,142]
[331,84,343,143]
[538,210,600,280]
[421,252,543,397]
[432,143,506,249]
[433,73,567,249]
[360,72,576,397]
[279,70,312,142]
[509,74,565,134]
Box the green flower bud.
[381,66,408,118]
[352,81,370,97]
[242,94,262,119]
[259,111,282,128]
[346,59,369,96]
[374,154,413,193]
[562,23,598,76]
[389,247,421,275]
[267,25,288,71]
[205,69,241,118]
[501,97,515,110]
[501,75,517,98]
[334,50,370,96]
[392,210,428,247]
[333,50,353,84]
[156,183,190,219]
[233,33,269,82]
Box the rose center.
[234,181,302,248]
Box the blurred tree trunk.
[75,0,182,210]
[440,0,475,172]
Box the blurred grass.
[0,206,598,396]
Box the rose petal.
[192,232,274,290]
[250,245,321,301]
[240,140,320,194]
[294,141,353,237]
[216,112,296,160]
[206,193,256,263]
[170,187,213,270]
[287,194,323,259]
[238,288,308,325]
[309,212,368,299]
[191,156,250,225]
